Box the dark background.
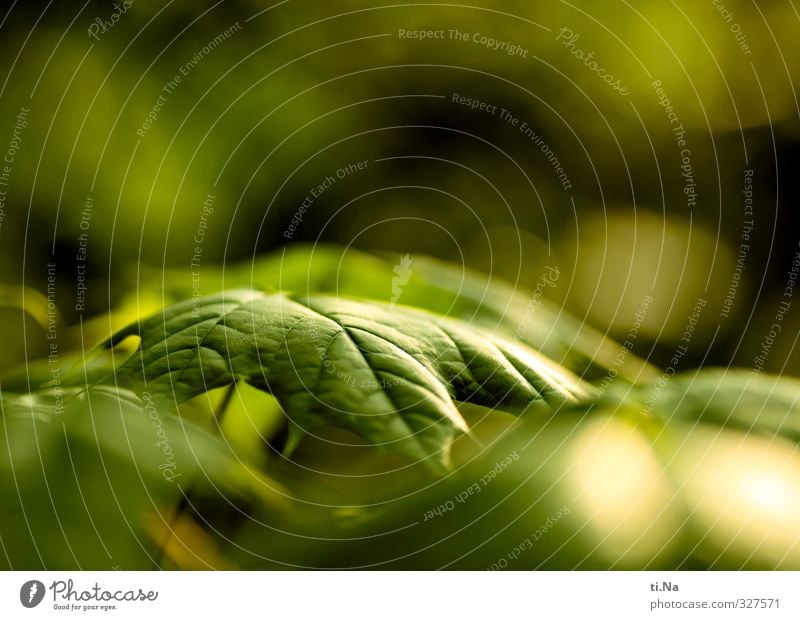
[1,0,798,374]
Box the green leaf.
[107,290,589,470]
[139,244,658,383]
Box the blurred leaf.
[146,512,239,571]
[659,370,800,444]
[0,386,290,568]
[0,285,57,330]
[597,369,800,445]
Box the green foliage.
[1,248,799,569]
[106,290,588,470]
